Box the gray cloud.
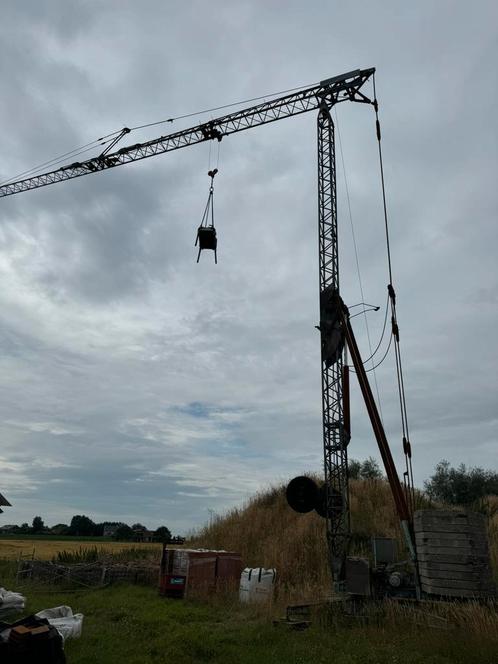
[0,1,497,531]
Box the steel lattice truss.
[0,69,374,199]
[317,108,350,584]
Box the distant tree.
[114,524,134,541]
[101,522,124,538]
[32,516,45,533]
[425,460,498,506]
[348,457,383,480]
[348,459,362,480]
[93,522,105,537]
[51,523,69,536]
[360,457,383,480]
[19,523,31,534]
[153,526,172,543]
[69,515,96,537]
[131,523,148,541]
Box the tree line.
[2,459,497,537]
[349,457,498,511]
[1,514,180,543]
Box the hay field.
[0,538,161,561]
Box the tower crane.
[0,67,417,588]
[3,67,495,601]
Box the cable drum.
[286,476,318,513]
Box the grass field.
[0,538,161,561]
[1,580,497,664]
[1,482,496,662]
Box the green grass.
[2,579,497,664]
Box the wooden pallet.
[414,510,496,599]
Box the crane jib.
[0,68,375,199]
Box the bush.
[424,460,498,506]
[349,457,383,480]
[114,524,134,541]
[153,526,172,543]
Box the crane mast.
[2,67,414,587]
[317,104,349,582]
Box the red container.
[159,573,186,599]
[216,552,244,587]
[159,548,242,598]
[179,550,217,591]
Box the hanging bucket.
[196,169,219,263]
[197,226,217,251]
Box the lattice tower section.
[317,106,349,586]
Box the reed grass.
[53,545,161,565]
[189,478,498,597]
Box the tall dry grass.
[189,478,498,597]
[189,482,329,598]
[484,495,498,575]
[0,538,161,561]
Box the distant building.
[0,524,15,533]
[133,529,155,543]
[103,524,119,538]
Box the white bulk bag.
[239,567,276,603]
[36,605,84,642]
[0,587,26,617]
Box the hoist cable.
[373,75,393,288]
[200,189,213,228]
[373,72,415,513]
[207,128,222,171]
[210,182,215,228]
[365,332,393,372]
[200,171,217,228]
[349,331,393,375]
[129,82,315,131]
[361,293,390,364]
[335,108,384,421]
[216,139,221,170]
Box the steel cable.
[373,72,415,513]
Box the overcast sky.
[0,1,496,533]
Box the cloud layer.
[0,1,497,531]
